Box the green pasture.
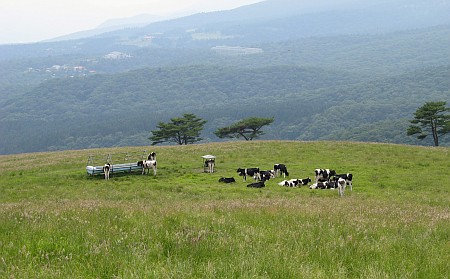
[0,141,449,278]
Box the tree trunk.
[431,118,439,146]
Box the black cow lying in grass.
[219,177,236,183]
[247,181,265,188]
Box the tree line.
[149,102,450,147]
[149,114,274,145]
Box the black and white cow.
[278,179,300,187]
[237,168,261,181]
[336,177,347,196]
[147,152,156,161]
[219,177,236,183]
[205,159,215,173]
[309,181,337,189]
[274,164,289,178]
[247,181,265,188]
[300,177,312,186]
[314,169,336,183]
[103,163,111,180]
[138,158,157,176]
[278,177,311,187]
[260,170,275,181]
[335,173,353,191]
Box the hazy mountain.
[45,13,184,42]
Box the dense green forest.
[1,2,450,154]
[1,62,449,154]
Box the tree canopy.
[149,113,207,145]
[214,117,274,141]
[407,101,450,146]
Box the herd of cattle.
[102,153,352,196]
[220,164,353,196]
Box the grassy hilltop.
[0,141,449,278]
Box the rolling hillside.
[0,141,449,277]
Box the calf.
[237,168,261,181]
[335,173,353,191]
[314,169,336,183]
[247,181,265,188]
[103,163,111,180]
[274,164,289,178]
[219,177,236,183]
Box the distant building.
[211,46,263,56]
[103,51,132,60]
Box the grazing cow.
[260,170,275,181]
[237,168,261,181]
[274,164,289,178]
[335,173,353,191]
[314,169,336,183]
[219,177,236,183]
[138,159,157,176]
[247,181,265,188]
[103,163,111,180]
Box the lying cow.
[278,177,311,187]
[237,168,261,181]
[219,177,236,183]
[247,181,265,188]
[309,181,337,189]
[274,164,289,178]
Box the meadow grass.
[0,141,449,278]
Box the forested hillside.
[1,63,448,154]
[1,0,450,154]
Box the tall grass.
[0,141,449,278]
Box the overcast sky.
[0,0,263,45]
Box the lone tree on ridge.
[214,117,274,141]
[407,101,450,146]
[149,113,207,145]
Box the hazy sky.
[1,0,263,45]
